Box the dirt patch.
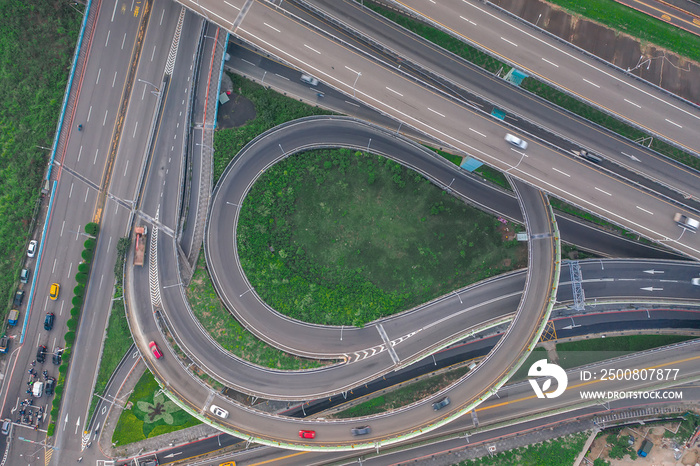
[588,423,700,465]
[217,90,257,129]
[492,0,700,104]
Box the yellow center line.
[476,353,700,412]
[247,450,309,465]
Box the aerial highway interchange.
[1,0,699,464]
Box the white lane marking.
[386,87,403,97]
[60,221,65,237]
[460,15,476,25]
[93,148,99,165]
[552,167,570,177]
[582,78,600,88]
[104,30,110,48]
[427,108,446,118]
[121,33,126,50]
[304,44,321,54]
[84,189,89,203]
[241,58,255,66]
[102,109,108,126]
[594,187,611,196]
[636,206,654,215]
[132,121,138,138]
[344,101,360,107]
[69,183,74,199]
[624,99,641,108]
[159,8,164,25]
[264,22,280,33]
[275,73,289,80]
[500,37,518,47]
[224,0,240,10]
[542,57,559,68]
[77,146,83,162]
[344,65,360,74]
[469,128,487,138]
[87,106,92,122]
[123,160,129,177]
[111,0,118,22]
[665,118,682,128]
[112,71,117,88]
[151,45,156,62]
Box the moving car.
[13,290,24,307]
[210,405,229,419]
[692,277,700,286]
[27,240,37,258]
[45,377,56,396]
[432,396,450,411]
[149,341,163,359]
[49,283,60,300]
[351,426,371,436]
[298,430,316,439]
[1,419,10,436]
[505,133,528,150]
[674,212,700,231]
[300,74,319,86]
[36,345,47,363]
[20,268,30,284]
[44,313,55,331]
[52,350,62,365]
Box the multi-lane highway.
[4,0,700,461]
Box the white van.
[32,381,44,398]
[300,74,319,86]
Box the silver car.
[27,240,38,258]
[505,133,528,150]
[351,425,371,436]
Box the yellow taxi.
[49,283,60,300]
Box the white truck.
[32,381,43,397]
[674,212,699,231]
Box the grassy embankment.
[237,147,526,327]
[0,0,81,319]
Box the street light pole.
[137,79,160,96]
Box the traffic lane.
[392,0,700,155]
[553,309,700,339]
[232,2,700,259]
[303,0,700,206]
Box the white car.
[210,404,229,419]
[692,277,700,286]
[505,133,528,150]
[27,240,38,258]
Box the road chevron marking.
[345,329,422,363]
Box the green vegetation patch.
[459,431,588,465]
[187,253,323,369]
[0,0,82,315]
[557,334,695,353]
[112,371,200,445]
[237,148,526,326]
[213,73,332,184]
[334,365,471,418]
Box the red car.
[298,430,316,439]
[149,341,163,359]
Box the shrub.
[78,263,90,274]
[81,249,93,261]
[70,307,81,317]
[75,273,88,284]
[54,386,63,396]
[84,238,96,250]
[73,284,85,296]
[58,364,68,374]
[71,296,83,307]
[47,423,55,437]
[85,223,99,236]
[66,318,77,331]
[64,331,75,345]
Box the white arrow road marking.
[641,287,663,291]
[643,269,664,274]
[164,452,183,458]
[75,416,81,434]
